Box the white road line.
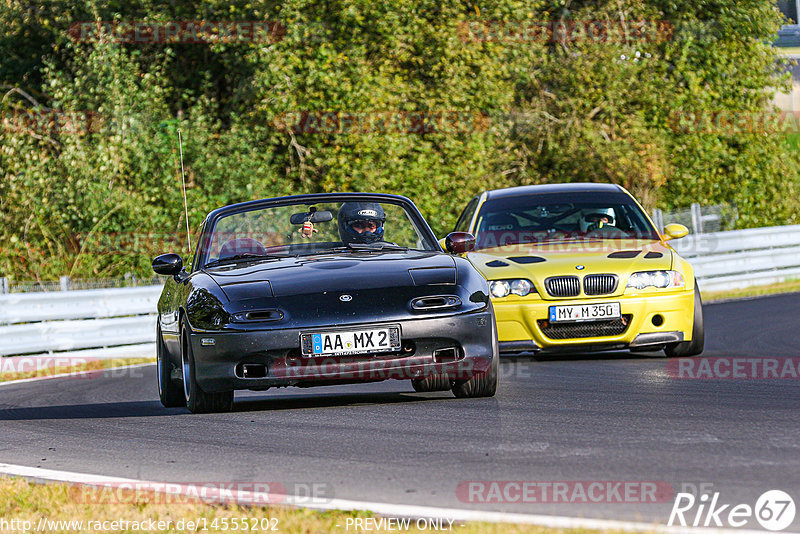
[0,463,782,534]
[0,362,155,388]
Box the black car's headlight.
[489,279,536,298]
[626,271,685,290]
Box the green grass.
[0,477,661,534]
[703,278,800,303]
[0,357,155,383]
[776,46,800,56]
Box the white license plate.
[548,302,621,323]
[301,326,401,357]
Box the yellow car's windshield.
[473,191,660,250]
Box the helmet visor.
[348,219,382,233]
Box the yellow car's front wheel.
[664,283,704,357]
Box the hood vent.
[509,256,546,264]
[608,250,640,259]
[486,260,508,267]
[645,251,663,258]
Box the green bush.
[0,0,798,280]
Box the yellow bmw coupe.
[451,183,703,357]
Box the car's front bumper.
[189,309,495,392]
[493,289,695,353]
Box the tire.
[157,324,185,408]
[451,306,499,398]
[665,282,705,358]
[411,374,452,392]
[181,319,234,413]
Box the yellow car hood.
[467,239,675,299]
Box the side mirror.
[663,223,689,241]
[152,253,183,276]
[445,232,476,254]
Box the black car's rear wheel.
[181,319,233,413]
[665,282,704,358]
[451,306,499,398]
[157,324,184,408]
[411,374,452,392]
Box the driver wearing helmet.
[338,202,386,244]
[579,207,616,234]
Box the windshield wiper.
[300,243,410,256]
[204,253,290,268]
[345,242,408,252]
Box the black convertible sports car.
[152,193,498,413]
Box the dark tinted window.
[474,191,659,249]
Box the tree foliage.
[0,0,796,279]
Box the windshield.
[201,200,437,267]
[473,191,660,250]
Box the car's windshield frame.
[191,193,439,271]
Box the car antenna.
[177,129,192,255]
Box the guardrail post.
[652,208,663,231]
[59,276,71,291]
[0,277,8,294]
[691,203,703,234]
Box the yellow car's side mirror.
[662,223,689,241]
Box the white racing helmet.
[579,207,616,233]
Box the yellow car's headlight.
[489,279,535,297]
[627,270,685,290]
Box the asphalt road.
[1,293,799,529]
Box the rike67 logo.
[669,490,796,531]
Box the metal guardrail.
[673,224,800,292]
[0,286,161,325]
[1,224,798,357]
[0,285,162,357]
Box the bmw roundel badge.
[575,265,585,270]
[339,294,353,302]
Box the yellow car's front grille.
[544,276,580,297]
[583,274,619,296]
[537,314,632,340]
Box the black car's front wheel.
[157,324,184,408]
[181,319,233,413]
[451,308,499,398]
[411,374,452,392]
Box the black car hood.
[203,251,457,299]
